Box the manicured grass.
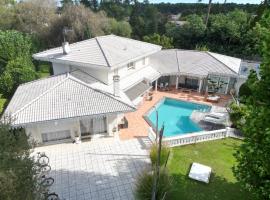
[167,138,253,200]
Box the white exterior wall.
[25,119,80,144]
[107,114,119,136]
[79,67,109,84]
[52,63,70,75]
[25,114,119,145]
[108,57,149,85]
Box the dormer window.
[127,62,135,70]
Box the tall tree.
[46,4,110,46]
[232,9,270,200]
[0,122,39,200]
[61,0,74,7]
[198,0,212,27]
[0,0,16,30]
[14,0,57,38]
[205,0,212,27]
[0,31,37,97]
[80,0,91,7]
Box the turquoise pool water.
[146,98,211,137]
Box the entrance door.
[41,130,71,143]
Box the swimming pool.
[145,98,211,137]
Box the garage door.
[41,130,71,143]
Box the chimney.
[113,75,120,97]
[62,41,71,54]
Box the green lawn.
[167,138,253,200]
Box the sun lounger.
[189,162,212,183]
[203,112,227,124]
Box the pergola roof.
[150,49,240,78]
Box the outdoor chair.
[159,83,164,90]
[206,95,220,103]
[164,82,169,91]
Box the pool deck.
[119,89,231,140]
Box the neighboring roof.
[4,70,135,126]
[125,81,152,101]
[33,35,161,69]
[150,50,239,78]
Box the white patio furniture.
[159,83,164,89]
[206,95,220,103]
[189,162,212,183]
[203,112,227,124]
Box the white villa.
[3,35,259,145]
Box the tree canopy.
[0,30,37,98]
[232,9,270,199]
[0,122,38,200]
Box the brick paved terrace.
[119,89,231,140]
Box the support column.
[198,78,203,93]
[155,80,158,92]
[176,76,179,89]
[225,77,230,94]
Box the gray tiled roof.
[4,70,135,126]
[33,35,161,69]
[150,49,239,78]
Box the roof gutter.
[10,109,136,128]
[33,55,111,71]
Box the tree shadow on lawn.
[169,172,254,200]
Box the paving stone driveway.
[34,137,151,200]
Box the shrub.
[134,168,173,200]
[150,144,170,167]
[239,83,252,98]
[229,102,248,129]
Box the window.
[127,62,135,70]
[207,75,229,94]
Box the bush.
[134,168,173,200]
[150,144,170,167]
[229,102,248,129]
[239,83,252,98]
